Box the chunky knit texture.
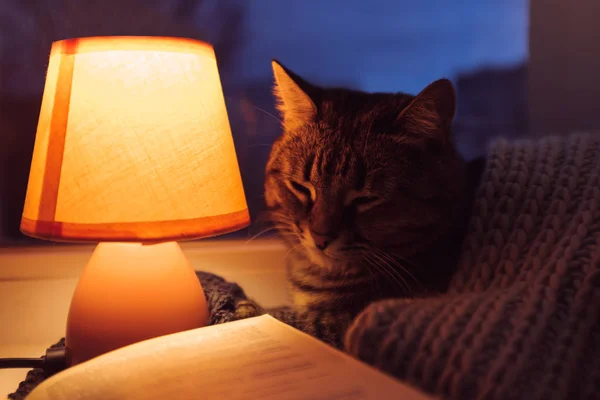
[345,133,600,400]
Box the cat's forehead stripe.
[322,150,335,175]
[339,153,351,177]
[303,153,315,182]
[322,148,338,176]
[355,159,367,191]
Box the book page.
[28,315,434,400]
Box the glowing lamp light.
[20,36,249,365]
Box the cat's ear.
[397,79,456,142]
[272,60,318,130]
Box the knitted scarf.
[345,133,600,400]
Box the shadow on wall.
[0,97,41,242]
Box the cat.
[235,60,483,348]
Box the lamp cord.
[0,358,44,369]
[0,347,67,376]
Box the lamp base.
[65,241,209,366]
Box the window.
[0,0,529,244]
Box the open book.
[27,315,433,400]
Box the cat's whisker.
[361,255,379,277]
[365,257,404,294]
[391,253,423,274]
[395,261,424,290]
[373,252,410,294]
[378,254,413,295]
[276,232,297,242]
[374,248,424,291]
[247,216,294,238]
[222,95,283,125]
[263,211,295,223]
[373,248,423,287]
[283,243,302,260]
[267,219,293,228]
[248,103,283,125]
[245,227,280,244]
[364,253,409,294]
[254,212,294,224]
[252,217,296,234]
[268,219,295,228]
[360,257,379,294]
[273,227,300,242]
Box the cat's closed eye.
[349,194,382,212]
[352,196,379,206]
[289,180,313,201]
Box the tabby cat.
[235,61,481,348]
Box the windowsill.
[0,238,288,279]
[0,238,291,399]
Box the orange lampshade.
[21,36,249,242]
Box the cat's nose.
[310,230,337,250]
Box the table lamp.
[19,36,250,366]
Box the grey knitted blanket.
[345,134,600,400]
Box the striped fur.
[236,61,472,348]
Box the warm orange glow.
[21,36,249,242]
[18,36,248,366]
[66,241,209,365]
[50,36,216,57]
